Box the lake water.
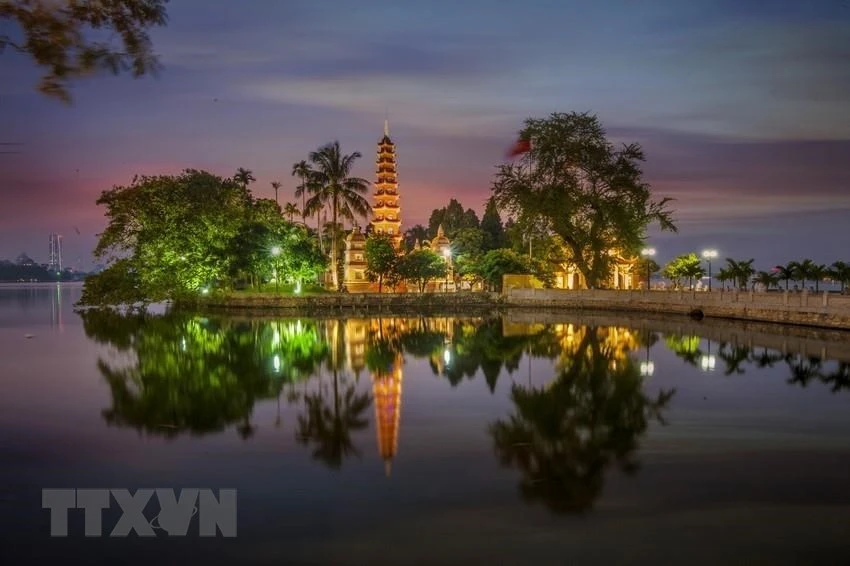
[2,283,850,565]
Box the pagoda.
[371,120,402,248]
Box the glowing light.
[271,246,282,256]
[700,354,716,372]
[201,287,209,295]
[640,361,655,377]
[181,338,187,352]
[443,348,451,364]
[295,281,302,294]
[273,354,281,373]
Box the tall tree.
[481,197,506,250]
[270,180,282,205]
[428,199,479,239]
[304,141,371,290]
[724,258,755,290]
[291,160,312,221]
[404,224,429,250]
[1,0,169,102]
[233,167,255,188]
[283,202,300,223]
[364,234,397,293]
[492,112,676,288]
[829,261,850,294]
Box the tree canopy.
[1,0,169,102]
[492,112,676,288]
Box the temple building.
[552,254,638,290]
[371,120,402,248]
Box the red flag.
[506,138,531,158]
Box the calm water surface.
[2,283,850,565]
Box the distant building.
[48,233,62,273]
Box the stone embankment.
[504,288,850,331]
[186,288,850,330]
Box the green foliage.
[304,141,372,290]
[0,0,169,102]
[396,249,447,293]
[364,234,398,292]
[481,197,507,251]
[492,112,676,288]
[662,253,704,289]
[830,261,850,293]
[428,198,480,239]
[475,248,534,292]
[82,169,327,305]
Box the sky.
[1,0,849,271]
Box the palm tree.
[305,141,372,290]
[772,264,793,290]
[724,258,755,290]
[234,167,255,188]
[291,160,312,221]
[753,270,779,291]
[829,261,850,294]
[715,267,734,290]
[270,180,282,205]
[809,263,828,292]
[283,202,300,223]
[791,259,817,291]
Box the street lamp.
[442,247,451,292]
[702,249,718,291]
[641,247,656,290]
[271,246,282,292]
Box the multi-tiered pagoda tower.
[371,120,402,248]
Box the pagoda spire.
[384,118,389,137]
[371,121,402,247]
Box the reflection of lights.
[700,355,716,372]
[273,354,281,373]
[272,329,280,347]
[640,361,655,377]
[201,287,209,295]
[181,338,187,352]
[295,281,302,294]
[443,348,451,364]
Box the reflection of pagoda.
[372,355,403,476]
[371,120,402,248]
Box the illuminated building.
[372,353,403,477]
[371,120,402,248]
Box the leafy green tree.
[1,0,169,102]
[428,198,479,239]
[396,249,447,293]
[84,169,250,304]
[490,328,675,514]
[476,248,533,292]
[492,112,676,288]
[662,253,703,289]
[304,141,371,290]
[481,197,507,251]
[278,226,327,290]
[365,234,398,292]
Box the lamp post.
[641,247,656,290]
[702,249,718,291]
[271,246,282,292]
[442,247,451,292]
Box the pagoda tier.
[370,120,402,246]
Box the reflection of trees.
[490,328,675,514]
[296,368,371,469]
[296,319,371,469]
[662,331,850,393]
[82,309,328,438]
